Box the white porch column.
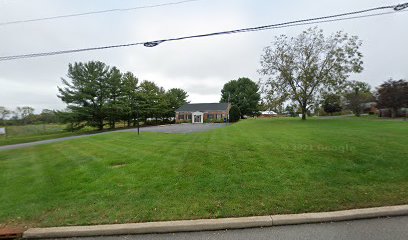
[192,111,204,124]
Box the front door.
[194,115,201,123]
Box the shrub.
[177,120,192,124]
[204,119,224,123]
[229,105,241,122]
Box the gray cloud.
[0,0,407,112]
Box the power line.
[0,0,200,26]
[0,3,407,61]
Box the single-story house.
[260,110,278,118]
[378,107,407,118]
[175,103,231,123]
[361,102,379,115]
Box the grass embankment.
[0,123,138,146]
[0,118,407,227]
[0,124,86,146]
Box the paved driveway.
[0,123,228,151]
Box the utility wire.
[258,9,408,32]
[0,0,200,26]
[0,2,407,61]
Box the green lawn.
[0,118,407,227]
[0,124,79,146]
[0,123,128,146]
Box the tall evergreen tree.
[106,67,123,129]
[138,81,163,122]
[165,88,188,118]
[58,61,189,129]
[58,61,111,130]
[120,72,139,126]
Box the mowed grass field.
[0,124,125,146]
[0,118,407,227]
[0,124,75,146]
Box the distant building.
[361,102,378,115]
[175,103,231,123]
[260,110,278,118]
[378,108,408,118]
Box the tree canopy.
[165,88,189,118]
[342,80,373,116]
[376,79,408,118]
[58,61,188,130]
[259,27,363,120]
[58,61,111,130]
[220,77,260,118]
[229,105,241,122]
[322,93,342,115]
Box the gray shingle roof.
[176,103,229,112]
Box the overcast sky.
[0,0,407,112]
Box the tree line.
[218,75,408,120]
[256,27,407,119]
[58,61,188,130]
[0,106,60,126]
[319,79,407,118]
[1,62,189,129]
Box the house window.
[179,114,184,120]
[187,114,192,120]
[208,114,214,119]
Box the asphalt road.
[52,216,408,240]
[0,123,227,151]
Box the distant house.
[378,108,408,118]
[260,110,278,118]
[361,102,407,117]
[361,102,378,115]
[175,103,231,123]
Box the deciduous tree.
[322,93,342,115]
[220,77,260,118]
[376,79,408,118]
[343,80,373,117]
[259,27,363,120]
[0,106,10,124]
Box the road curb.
[272,205,408,225]
[23,205,408,239]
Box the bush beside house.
[229,106,241,122]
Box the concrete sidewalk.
[23,205,408,239]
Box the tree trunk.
[98,119,104,131]
[301,104,307,120]
[355,107,361,117]
[391,108,397,118]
